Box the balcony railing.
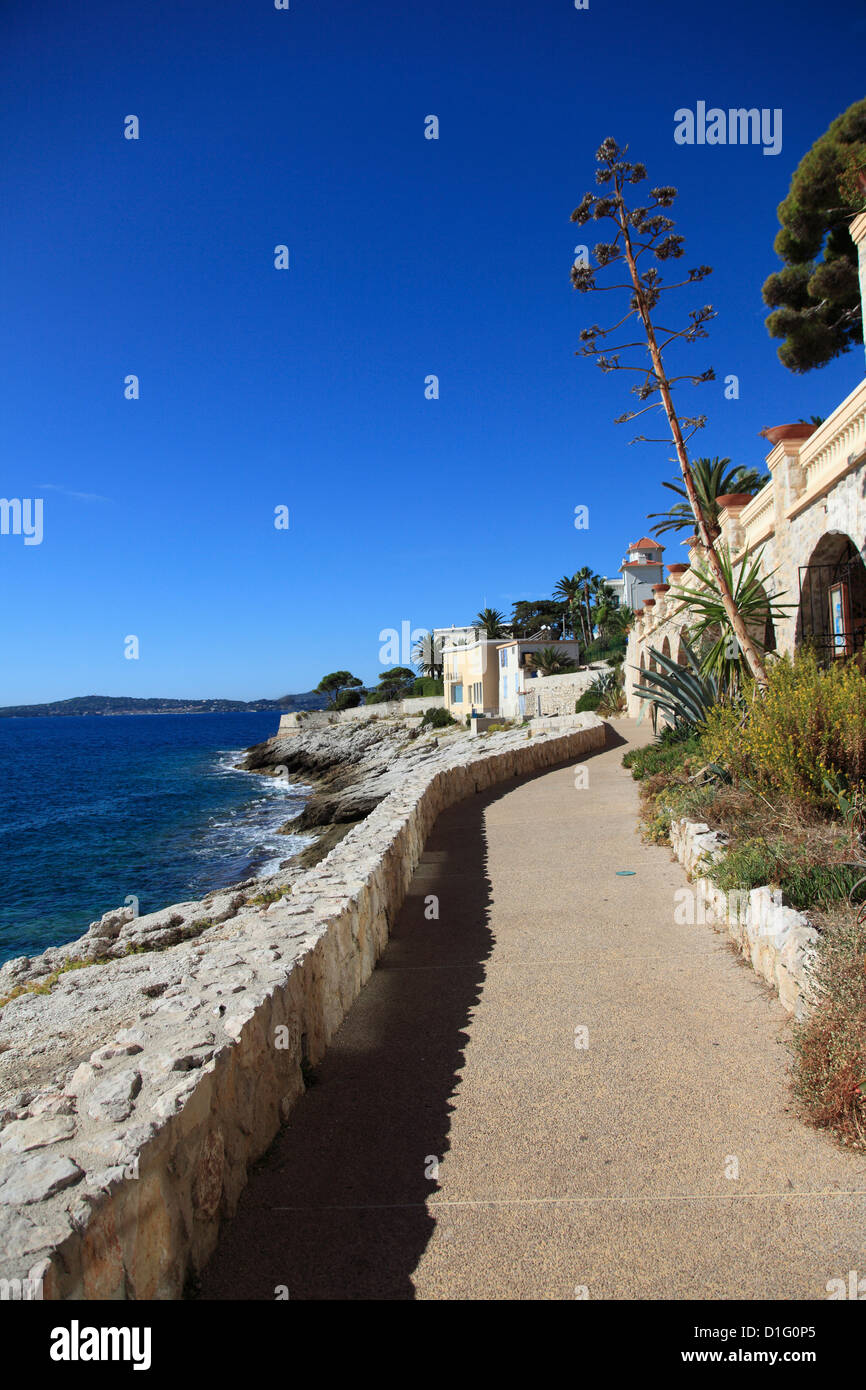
[790,377,866,516]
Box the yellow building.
[438,627,501,720]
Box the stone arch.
[796,531,866,662]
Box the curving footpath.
[199,720,866,1301]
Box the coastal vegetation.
[419,706,458,729]
[625,650,866,1150]
[315,671,364,708]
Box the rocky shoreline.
[0,713,453,1001]
[0,712,466,1069]
[0,711,605,1296]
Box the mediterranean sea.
[0,712,307,965]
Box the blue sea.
[0,712,309,965]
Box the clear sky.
[2,0,864,703]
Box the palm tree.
[475,607,508,638]
[592,579,617,602]
[648,457,768,541]
[593,600,622,645]
[412,629,443,679]
[530,646,578,677]
[552,575,583,639]
[574,567,599,643]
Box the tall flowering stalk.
[571,137,769,685]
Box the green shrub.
[706,836,865,911]
[702,653,866,802]
[583,636,627,663]
[575,691,599,713]
[420,706,457,729]
[334,689,362,710]
[412,677,445,697]
[622,734,702,781]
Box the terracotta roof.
[621,560,665,569]
[630,537,665,550]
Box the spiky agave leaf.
[631,640,719,727]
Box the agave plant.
[588,668,625,715]
[668,545,792,692]
[631,639,720,731]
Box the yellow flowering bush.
[701,652,866,802]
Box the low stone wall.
[278,694,444,734]
[670,818,818,1017]
[524,669,605,718]
[0,715,604,1299]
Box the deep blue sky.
[2,0,864,702]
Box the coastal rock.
[0,1115,76,1154]
[0,1207,72,1260]
[0,1152,83,1205]
[85,1070,142,1124]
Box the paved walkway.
[199,721,866,1300]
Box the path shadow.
[197,743,609,1300]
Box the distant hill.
[0,691,331,718]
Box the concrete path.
[199,721,866,1300]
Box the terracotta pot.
[643,598,656,608]
[716,492,754,509]
[652,584,670,594]
[758,423,817,446]
[667,563,689,575]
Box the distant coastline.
[0,691,330,719]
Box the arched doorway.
[797,533,866,662]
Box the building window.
[502,675,509,699]
[451,683,463,704]
[500,648,508,667]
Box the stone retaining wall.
[670,817,818,1016]
[1,715,604,1299]
[524,669,605,718]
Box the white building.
[496,638,582,720]
[619,537,666,610]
